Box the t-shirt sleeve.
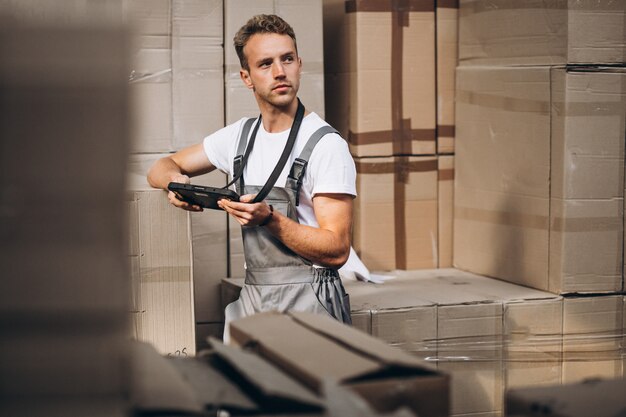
[202,118,246,176]
[306,132,357,197]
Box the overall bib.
[223,104,352,336]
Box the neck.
[256,98,302,133]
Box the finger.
[239,194,256,203]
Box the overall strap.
[287,125,339,206]
[230,117,258,194]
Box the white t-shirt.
[203,112,357,228]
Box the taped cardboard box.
[458,0,626,66]
[325,0,436,157]
[454,66,626,294]
[127,153,228,325]
[125,0,223,153]
[436,0,458,154]
[506,377,626,417]
[346,268,561,416]
[224,0,325,123]
[354,156,438,271]
[229,310,450,417]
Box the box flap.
[167,355,257,413]
[230,311,385,390]
[229,311,437,392]
[207,337,324,412]
[289,311,437,372]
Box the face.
[240,33,302,109]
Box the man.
[147,14,355,329]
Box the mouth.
[272,84,290,91]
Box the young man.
[147,14,355,329]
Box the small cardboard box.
[229,310,450,417]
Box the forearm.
[265,211,351,269]
[147,157,185,190]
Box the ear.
[240,68,254,90]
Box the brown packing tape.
[357,157,438,269]
[436,0,459,8]
[460,0,568,16]
[437,124,455,138]
[438,168,454,181]
[349,128,436,145]
[345,0,435,13]
[455,206,550,230]
[456,89,550,113]
[456,206,622,233]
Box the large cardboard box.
[346,269,561,416]
[128,154,228,330]
[438,155,454,267]
[125,0,224,153]
[224,0,325,123]
[454,66,626,294]
[325,1,436,157]
[354,156,438,271]
[230,310,450,417]
[436,1,458,154]
[458,0,626,66]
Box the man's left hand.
[218,194,273,227]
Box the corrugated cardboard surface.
[224,0,325,123]
[230,310,449,417]
[128,154,228,325]
[458,0,626,65]
[125,0,224,152]
[436,2,457,154]
[354,156,438,271]
[325,1,436,157]
[454,66,626,294]
[345,268,626,416]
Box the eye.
[283,55,294,63]
[259,60,271,68]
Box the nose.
[273,62,286,78]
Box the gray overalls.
[223,110,352,335]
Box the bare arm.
[147,143,216,212]
[218,193,353,269]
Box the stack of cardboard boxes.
[0,4,131,416]
[323,0,457,270]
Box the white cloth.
[203,112,357,228]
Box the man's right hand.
[168,174,203,212]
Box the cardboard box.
[345,268,562,416]
[454,66,626,294]
[561,295,624,384]
[436,0,458,154]
[224,0,325,123]
[458,0,626,66]
[127,153,228,324]
[325,1,436,157]
[354,156,438,271]
[230,310,450,417]
[125,0,224,153]
[506,377,626,417]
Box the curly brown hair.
[233,14,298,71]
